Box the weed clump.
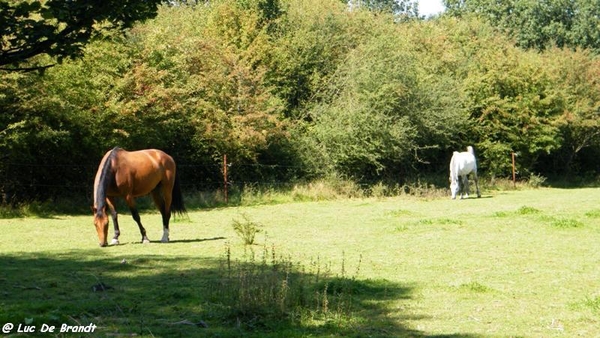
[517,206,541,215]
[232,213,262,245]
[206,244,362,331]
[551,217,584,229]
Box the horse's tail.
[171,170,186,216]
[467,146,478,172]
[467,146,475,155]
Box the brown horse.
[92,147,186,247]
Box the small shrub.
[527,173,547,188]
[369,182,388,198]
[232,213,262,245]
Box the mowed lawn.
[1,187,600,337]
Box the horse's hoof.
[110,239,119,245]
[161,238,169,243]
[142,239,151,244]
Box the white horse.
[449,146,481,200]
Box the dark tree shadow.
[0,252,481,337]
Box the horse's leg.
[151,187,170,243]
[106,197,120,245]
[473,171,481,198]
[126,196,150,244]
[460,175,470,199]
[161,179,174,243]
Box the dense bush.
[1,0,599,204]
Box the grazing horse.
[92,147,186,247]
[449,146,481,200]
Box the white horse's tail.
[467,146,475,155]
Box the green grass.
[1,188,600,337]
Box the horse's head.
[92,207,109,247]
[450,177,459,199]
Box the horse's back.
[113,149,177,197]
[451,151,477,176]
[117,149,174,170]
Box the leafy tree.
[125,4,289,183]
[0,0,162,69]
[264,0,362,118]
[463,39,566,177]
[5,0,600,204]
[444,0,600,53]
[0,65,100,201]
[349,0,419,17]
[545,48,600,173]
[301,21,466,179]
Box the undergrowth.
[0,175,576,218]
[206,243,363,331]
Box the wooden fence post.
[512,152,516,188]
[223,154,228,204]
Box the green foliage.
[444,0,600,53]
[0,0,162,68]
[352,0,420,18]
[527,173,547,188]
[232,213,263,245]
[300,21,465,178]
[462,32,565,176]
[3,0,600,204]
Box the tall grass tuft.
[207,243,360,330]
[527,173,547,188]
[232,213,262,245]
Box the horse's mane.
[95,147,120,214]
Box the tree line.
[1,0,599,203]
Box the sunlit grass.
[1,187,600,336]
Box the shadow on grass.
[0,251,480,337]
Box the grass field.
[1,187,600,337]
